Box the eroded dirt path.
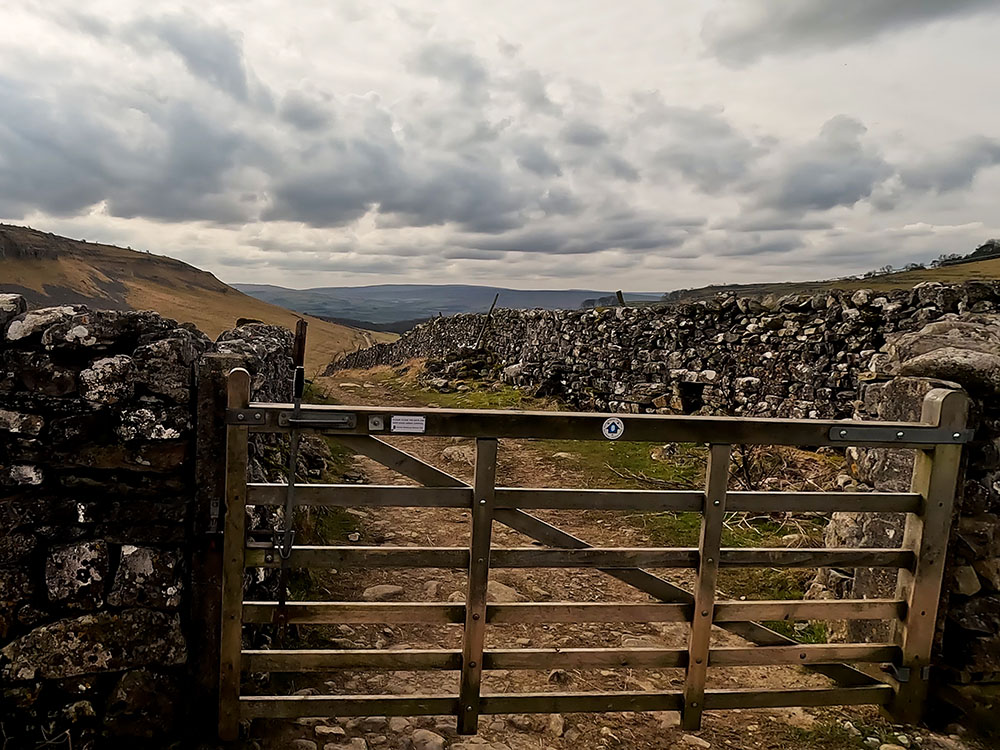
[247,373,980,750]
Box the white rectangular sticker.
[391,415,426,434]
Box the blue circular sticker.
[602,417,624,440]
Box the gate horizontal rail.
[218,369,969,739]
[241,598,906,625]
[243,643,901,672]
[246,484,924,513]
[228,403,970,447]
[243,545,916,569]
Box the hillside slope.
[0,224,389,373]
[664,257,1000,303]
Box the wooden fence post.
[458,438,498,734]
[218,368,251,741]
[890,388,968,723]
[682,443,731,730]
[190,353,245,735]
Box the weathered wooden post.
[190,353,246,735]
[682,443,731,730]
[458,437,498,734]
[219,368,251,741]
[890,388,968,723]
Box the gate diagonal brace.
[493,508,880,689]
[328,431,876,688]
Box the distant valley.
[233,283,663,327]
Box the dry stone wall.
[329,281,1000,419]
[0,294,294,748]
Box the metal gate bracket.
[830,425,972,444]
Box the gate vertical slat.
[458,438,499,734]
[890,389,968,723]
[219,368,251,741]
[682,443,732,730]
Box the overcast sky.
[2,1,999,291]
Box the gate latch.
[278,411,357,429]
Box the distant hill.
[0,225,389,373]
[663,246,1000,304]
[233,283,662,325]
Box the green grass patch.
[536,439,707,489]
[370,367,555,411]
[419,382,545,410]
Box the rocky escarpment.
[329,281,1000,419]
[0,294,306,747]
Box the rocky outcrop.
[328,281,1000,419]
[0,296,298,747]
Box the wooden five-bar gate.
[218,367,969,740]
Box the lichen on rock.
[1,609,187,682]
[5,305,85,342]
[79,355,137,404]
[45,541,109,610]
[108,546,183,609]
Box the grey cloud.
[440,248,508,261]
[602,155,640,182]
[378,157,529,234]
[279,91,334,132]
[0,76,258,224]
[513,139,562,177]
[266,136,533,235]
[131,15,252,102]
[512,70,561,115]
[704,0,1000,66]
[461,212,700,256]
[55,9,112,38]
[264,138,405,227]
[633,97,768,192]
[751,115,892,213]
[410,42,490,104]
[901,136,1000,192]
[716,215,834,232]
[561,120,609,147]
[538,188,583,217]
[715,236,801,256]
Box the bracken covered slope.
[0,224,390,373]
